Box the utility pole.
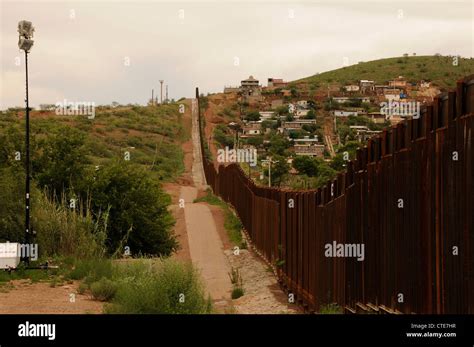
[159,80,164,104]
[262,156,279,187]
[166,85,168,104]
[18,20,35,265]
[151,89,154,106]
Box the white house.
[242,122,262,136]
[344,85,360,92]
[334,110,358,117]
[259,111,275,120]
[296,100,308,108]
[333,97,371,104]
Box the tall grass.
[33,191,108,259]
[105,259,212,314]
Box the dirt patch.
[0,280,103,314]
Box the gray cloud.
[1,0,472,108]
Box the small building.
[344,85,360,92]
[241,75,259,89]
[374,85,390,95]
[333,96,371,104]
[359,80,375,93]
[280,119,317,133]
[334,110,359,117]
[293,144,325,158]
[296,100,308,108]
[259,111,275,120]
[389,76,407,89]
[292,135,320,145]
[350,126,382,142]
[242,121,262,136]
[240,76,261,97]
[267,78,287,88]
[368,112,386,124]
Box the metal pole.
[268,158,271,187]
[24,50,30,265]
[160,80,164,104]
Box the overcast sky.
[0,0,473,108]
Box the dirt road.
[181,101,232,302]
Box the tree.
[290,87,299,98]
[267,135,290,156]
[90,161,176,256]
[244,111,261,122]
[275,105,289,117]
[293,156,319,177]
[34,127,90,199]
[304,110,316,119]
[0,167,25,242]
[266,155,289,186]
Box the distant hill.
[292,55,474,91]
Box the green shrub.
[91,278,117,301]
[105,259,212,314]
[319,303,343,314]
[77,282,88,294]
[231,287,244,299]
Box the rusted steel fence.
[195,75,474,314]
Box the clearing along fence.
[195,74,473,314]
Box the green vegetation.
[91,278,118,301]
[294,55,474,90]
[194,189,244,246]
[213,124,234,148]
[228,267,244,300]
[105,259,212,314]
[0,104,185,258]
[319,303,343,314]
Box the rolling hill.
[292,55,474,90]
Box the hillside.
[292,55,474,90]
[0,103,189,182]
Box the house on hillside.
[344,85,360,92]
[389,76,407,89]
[368,112,386,124]
[267,78,288,88]
[359,80,375,93]
[279,119,317,134]
[291,135,320,145]
[259,111,275,120]
[374,85,391,95]
[333,96,371,104]
[349,125,382,142]
[296,100,308,108]
[241,122,262,136]
[292,144,325,158]
[334,110,359,117]
[240,76,261,97]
